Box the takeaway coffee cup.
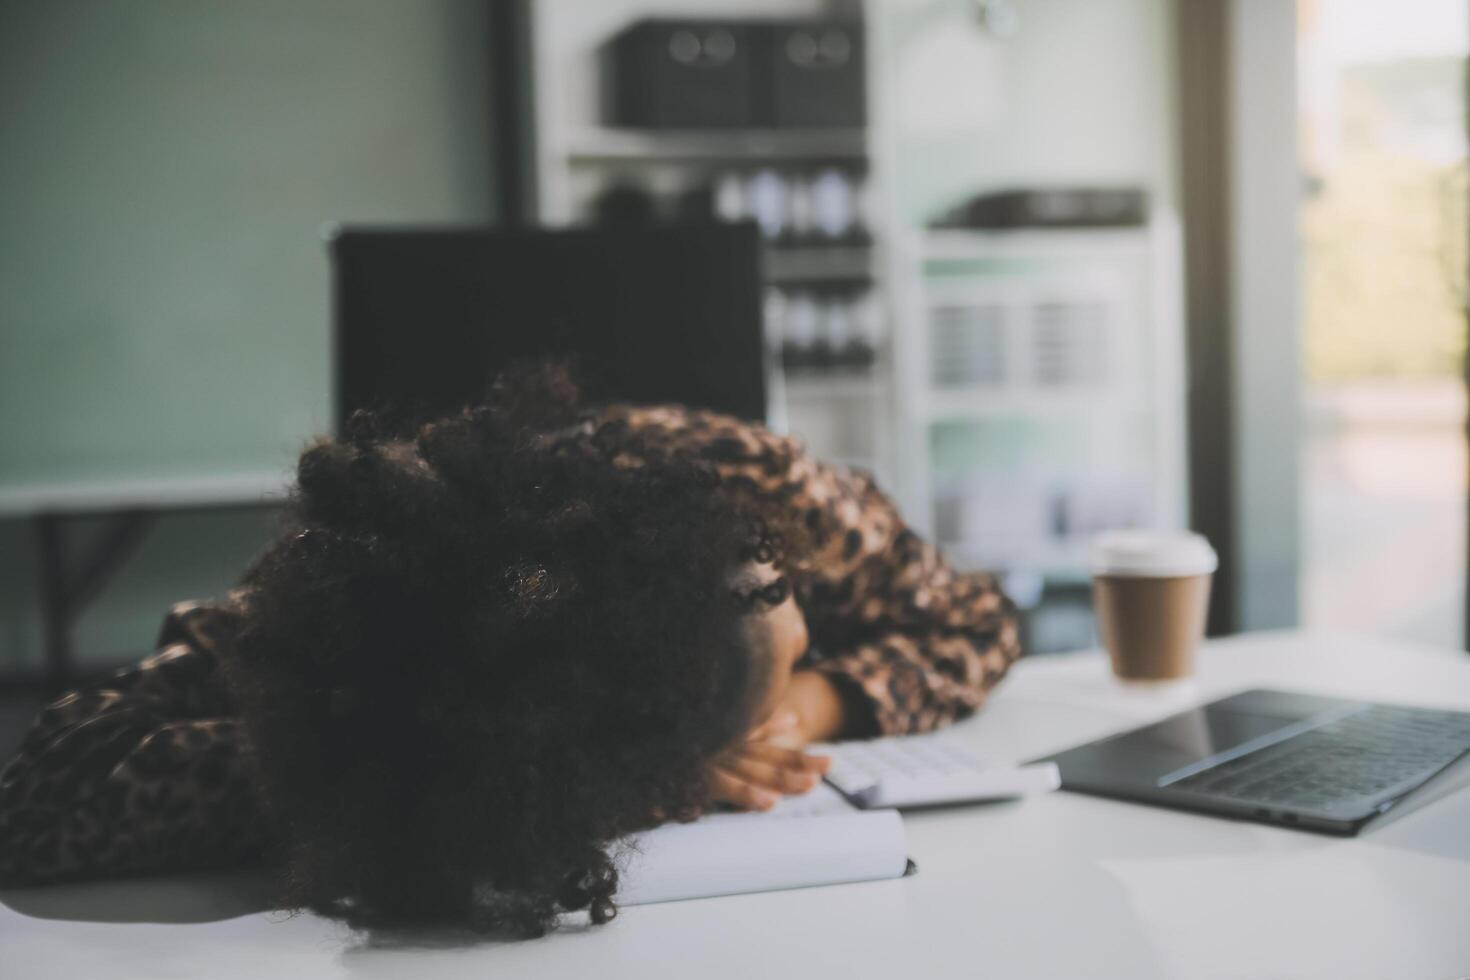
[1089,530,1217,682]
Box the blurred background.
[0,0,1466,708]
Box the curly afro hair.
[223,365,794,937]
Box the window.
[1298,0,1468,646]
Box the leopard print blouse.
[0,405,1021,886]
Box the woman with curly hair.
[0,364,1021,936]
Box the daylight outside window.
[1298,0,1469,647]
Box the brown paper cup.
[1093,573,1212,680]
[1090,531,1218,683]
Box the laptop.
[1034,689,1470,835]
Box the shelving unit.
[526,2,1189,654]
[528,0,897,488]
[892,219,1187,584]
[561,126,868,164]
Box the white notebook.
[614,735,1059,906]
[615,783,908,906]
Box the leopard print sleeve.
[609,405,1023,737]
[0,595,267,886]
[779,449,1021,737]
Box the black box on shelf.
[762,21,865,128]
[608,19,758,129]
[931,188,1149,229]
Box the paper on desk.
[616,784,908,906]
[1098,843,1470,980]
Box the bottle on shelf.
[769,285,881,374]
[808,167,867,245]
[671,166,872,248]
[747,169,789,240]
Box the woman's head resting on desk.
[224,364,811,937]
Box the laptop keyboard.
[1172,704,1470,811]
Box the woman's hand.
[778,670,847,744]
[706,710,831,811]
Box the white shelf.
[765,245,873,284]
[532,1,895,494]
[781,372,887,401]
[0,470,292,518]
[920,227,1153,262]
[919,388,1145,422]
[562,127,869,164]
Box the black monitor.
[329,222,766,432]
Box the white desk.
[0,472,291,519]
[0,471,290,687]
[3,630,1467,979]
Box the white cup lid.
[1089,530,1218,578]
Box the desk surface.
[4,630,1467,979]
[0,471,291,518]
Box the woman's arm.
[812,560,1020,737]
[695,418,1022,739]
[617,404,1023,741]
[0,597,267,886]
[793,459,1022,738]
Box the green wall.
[0,0,497,670]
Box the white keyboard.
[819,733,1061,810]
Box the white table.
[0,471,289,688]
[4,630,1468,979]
